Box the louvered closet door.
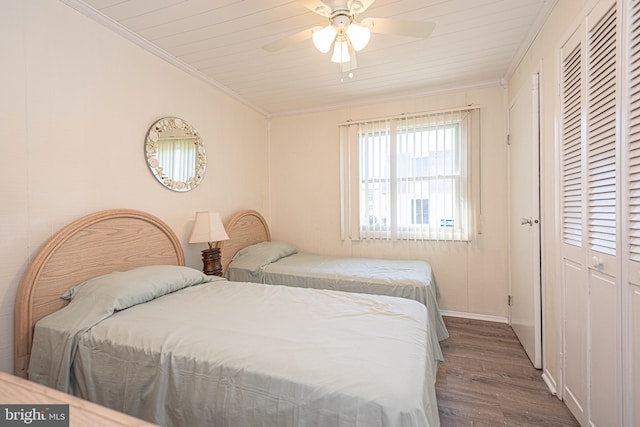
[561,1,622,425]
[560,27,588,426]
[585,2,621,426]
[626,1,640,425]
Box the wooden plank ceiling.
[66,0,555,116]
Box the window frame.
[340,106,480,242]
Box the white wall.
[507,0,589,395]
[0,0,269,373]
[268,85,508,320]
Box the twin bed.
[15,209,446,427]
[221,210,449,348]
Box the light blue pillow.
[231,241,298,270]
[61,265,219,311]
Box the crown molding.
[268,79,503,118]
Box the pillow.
[231,241,298,270]
[61,265,219,311]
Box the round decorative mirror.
[145,117,206,192]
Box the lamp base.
[201,247,223,276]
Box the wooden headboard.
[14,209,184,378]
[219,210,271,274]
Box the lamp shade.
[188,211,229,244]
[312,24,337,53]
[346,23,370,51]
[331,38,351,63]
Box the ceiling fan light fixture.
[312,25,337,53]
[331,38,351,63]
[346,22,371,51]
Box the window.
[340,107,479,241]
[412,199,429,224]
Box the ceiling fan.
[262,0,435,73]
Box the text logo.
[0,405,69,426]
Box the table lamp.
[188,211,230,276]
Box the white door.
[508,72,542,369]
[559,27,588,425]
[560,2,621,425]
[584,3,621,425]
[626,3,640,425]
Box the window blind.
[340,107,478,242]
[157,138,198,183]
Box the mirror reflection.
[145,117,206,192]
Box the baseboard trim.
[542,370,560,397]
[441,310,508,324]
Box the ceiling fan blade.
[360,17,435,39]
[296,0,331,17]
[350,0,375,14]
[262,27,320,52]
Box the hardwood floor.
[435,316,579,427]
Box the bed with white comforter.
[29,265,441,427]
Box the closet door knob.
[520,217,533,226]
[591,256,603,270]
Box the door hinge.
[508,295,513,306]
[507,134,512,145]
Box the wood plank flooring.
[435,316,579,427]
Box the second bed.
[221,210,449,347]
